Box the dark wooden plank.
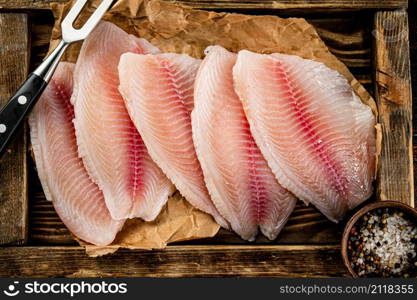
[28,10,54,72]
[308,15,372,68]
[0,245,348,277]
[176,0,408,11]
[373,11,414,206]
[0,13,30,245]
[0,0,68,9]
[410,0,417,200]
[0,0,408,10]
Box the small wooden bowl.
[341,201,417,277]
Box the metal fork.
[0,0,114,157]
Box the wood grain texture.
[0,0,410,280]
[410,1,417,200]
[0,14,30,245]
[0,0,68,9]
[29,11,54,72]
[0,245,348,277]
[0,0,407,10]
[176,0,408,11]
[374,11,414,206]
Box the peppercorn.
[348,207,417,278]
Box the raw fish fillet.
[192,46,297,240]
[29,62,124,246]
[233,50,375,222]
[118,52,228,228]
[73,21,174,220]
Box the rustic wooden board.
[0,0,408,10]
[176,0,408,11]
[0,245,348,277]
[25,9,374,246]
[374,10,414,206]
[411,0,417,198]
[0,13,30,245]
[0,0,67,9]
[0,0,414,278]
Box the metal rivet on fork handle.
[0,124,6,134]
[17,95,28,105]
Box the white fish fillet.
[73,21,174,220]
[118,52,229,228]
[192,46,297,240]
[29,62,124,246]
[233,50,375,222]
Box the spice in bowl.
[348,207,417,277]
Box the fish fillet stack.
[30,21,376,245]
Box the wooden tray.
[0,0,413,277]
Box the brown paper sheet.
[49,0,380,256]
[77,192,219,257]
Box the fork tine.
[76,0,114,39]
[61,0,88,30]
[61,0,114,43]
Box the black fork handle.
[0,73,47,157]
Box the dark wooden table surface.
[411,2,417,189]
